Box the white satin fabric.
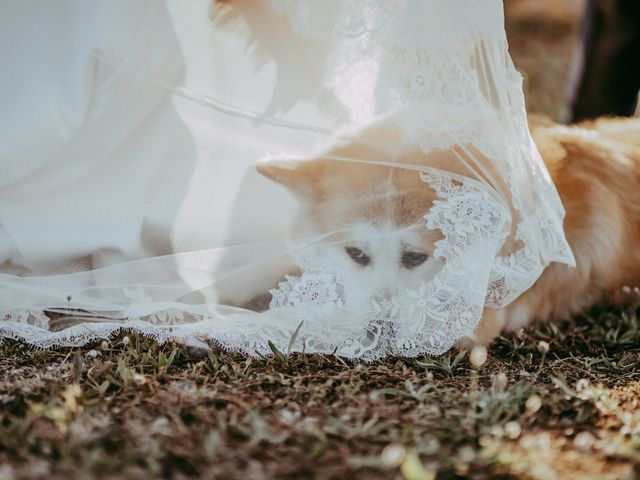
[0,0,296,273]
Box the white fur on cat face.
[313,221,443,306]
[255,123,449,307]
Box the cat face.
[256,126,445,302]
[330,220,444,302]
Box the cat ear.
[256,157,326,197]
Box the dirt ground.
[3,307,640,480]
[3,1,640,479]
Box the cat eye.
[401,251,429,268]
[345,246,371,266]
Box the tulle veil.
[0,0,574,359]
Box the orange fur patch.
[476,117,640,344]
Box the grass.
[2,306,640,479]
[4,1,639,478]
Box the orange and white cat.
[256,116,640,346]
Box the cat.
[256,115,640,347]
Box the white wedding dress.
[0,0,574,359]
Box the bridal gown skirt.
[0,0,574,359]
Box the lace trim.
[1,165,573,359]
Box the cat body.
[257,116,640,345]
[475,116,640,343]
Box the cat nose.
[374,288,394,302]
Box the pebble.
[381,443,406,467]
[525,394,542,415]
[470,345,487,369]
[504,421,521,439]
[537,341,550,354]
[574,431,595,450]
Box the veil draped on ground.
[0,0,574,359]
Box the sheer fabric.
[0,0,574,359]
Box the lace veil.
[0,0,575,360]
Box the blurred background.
[505,0,639,122]
[506,0,585,121]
